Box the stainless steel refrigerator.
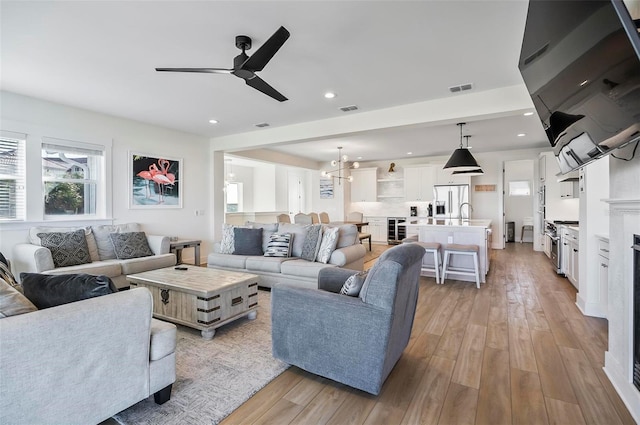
[433,184,470,219]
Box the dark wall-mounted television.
[519,0,640,174]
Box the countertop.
[399,218,492,228]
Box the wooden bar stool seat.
[441,244,480,288]
[404,239,442,283]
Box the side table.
[169,239,202,266]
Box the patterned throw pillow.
[264,233,293,257]
[220,224,252,254]
[109,232,154,260]
[340,270,369,296]
[316,227,340,264]
[37,229,91,268]
[300,224,323,261]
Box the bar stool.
[403,238,441,283]
[520,217,534,243]
[441,244,480,288]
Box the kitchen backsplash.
[351,200,433,218]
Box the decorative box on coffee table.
[127,266,259,339]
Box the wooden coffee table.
[127,266,259,339]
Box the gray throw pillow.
[37,229,91,268]
[109,232,154,259]
[233,228,264,255]
[340,270,369,296]
[20,273,117,309]
[264,233,292,257]
[300,224,323,261]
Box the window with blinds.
[42,139,105,217]
[0,136,26,220]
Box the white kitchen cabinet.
[560,227,570,275]
[350,168,377,202]
[435,166,471,185]
[364,216,387,243]
[559,181,577,198]
[565,228,579,288]
[597,237,609,317]
[404,166,435,202]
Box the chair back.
[294,213,312,225]
[319,212,330,224]
[310,212,320,224]
[522,217,534,226]
[277,214,291,223]
[347,211,363,222]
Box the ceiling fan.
[156,26,290,102]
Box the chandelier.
[320,147,360,185]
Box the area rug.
[114,290,288,425]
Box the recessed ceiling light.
[357,156,363,160]
[523,112,534,116]
[324,92,336,99]
[579,80,589,86]
[209,119,219,124]
[517,133,526,137]
[407,152,413,155]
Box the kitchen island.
[399,219,492,283]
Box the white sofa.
[207,222,366,289]
[12,223,176,289]
[0,277,177,424]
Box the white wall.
[0,91,211,264]
[504,160,534,243]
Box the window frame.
[0,131,27,221]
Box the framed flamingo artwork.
[129,152,183,209]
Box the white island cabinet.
[399,219,492,283]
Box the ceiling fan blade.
[155,68,233,74]
[241,26,290,72]
[245,75,287,102]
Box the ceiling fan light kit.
[443,123,482,172]
[155,26,290,102]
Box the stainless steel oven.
[546,220,578,274]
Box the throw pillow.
[340,270,369,297]
[0,278,38,318]
[20,273,117,309]
[37,229,91,268]
[300,224,323,261]
[109,232,154,260]
[277,223,309,257]
[316,227,340,264]
[220,224,252,254]
[0,259,20,289]
[233,228,264,255]
[245,222,279,252]
[92,223,141,260]
[264,233,293,257]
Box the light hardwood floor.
[222,243,636,425]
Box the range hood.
[557,170,579,182]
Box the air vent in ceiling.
[523,42,549,65]
[449,83,474,93]
[339,105,359,112]
[255,122,270,128]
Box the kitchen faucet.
[459,202,473,219]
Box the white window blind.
[0,134,26,220]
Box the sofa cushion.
[110,232,154,259]
[233,228,263,255]
[335,224,358,248]
[38,229,91,268]
[340,270,369,296]
[277,223,308,257]
[316,227,340,263]
[120,254,176,275]
[92,223,141,260]
[300,224,323,261]
[29,226,100,262]
[246,256,294,274]
[0,278,38,318]
[207,252,249,269]
[264,233,293,257]
[45,260,122,278]
[150,318,177,361]
[20,273,117,309]
[280,259,336,279]
[245,222,279,252]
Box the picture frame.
[129,151,182,209]
[320,178,334,199]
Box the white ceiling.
[0,0,549,163]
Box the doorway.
[503,159,534,246]
[287,171,306,214]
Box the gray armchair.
[271,243,425,395]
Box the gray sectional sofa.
[0,276,177,424]
[12,223,176,289]
[207,222,366,289]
